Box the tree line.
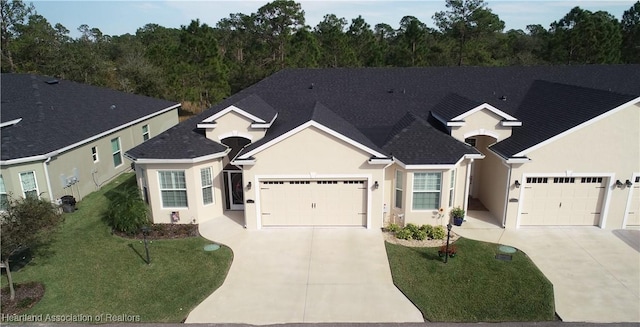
[2,0,639,113]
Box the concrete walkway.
[458,212,640,323]
[186,213,423,325]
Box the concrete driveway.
[457,214,640,323]
[186,213,423,324]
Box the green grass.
[1,173,233,322]
[385,238,556,322]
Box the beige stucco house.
[126,66,640,230]
[0,74,180,209]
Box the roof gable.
[201,94,277,124]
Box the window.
[465,138,477,147]
[412,172,441,210]
[159,171,187,207]
[142,125,150,141]
[395,170,403,208]
[200,167,213,205]
[111,137,122,167]
[449,169,456,207]
[19,171,38,198]
[0,175,7,211]
[91,146,99,162]
[526,177,548,184]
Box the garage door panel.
[521,176,605,226]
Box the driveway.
[457,216,640,323]
[186,213,423,324]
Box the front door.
[226,171,244,210]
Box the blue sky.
[32,1,637,38]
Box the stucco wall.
[450,108,513,143]
[504,102,640,229]
[204,111,267,143]
[241,126,386,230]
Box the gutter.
[43,157,54,202]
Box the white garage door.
[520,177,606,226]
[626,176,640,227]
[260,180,367,227]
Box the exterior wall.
[504,103,640,229]
[0,108,179,204]
[0,161,46,200]
[241,126,385,230]
[204,111,267,143]
[136,158,225,224]
[477,149,509,225]
[450,109,514,143]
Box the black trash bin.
[60,195,76,213]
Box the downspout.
[463,158,473,216]
[501,162,512,228]
[43,157,54,202]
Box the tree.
[433,0,504,66]
[1,196,63,300]
[621,1,640,63]
[394,16,431,66]
[314,14,355,67]
[347,15,382,66]
[255,0,305,69]
[1,0,34,72]
[9,14,70,74]
[103,184,149,235]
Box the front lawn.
[385,238,556,322]
[1,173,233,322]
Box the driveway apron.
[186,216,424,324]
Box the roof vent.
[45,79,59,85]
[309,83,314,89]
[110,104,116,110]
[499,95,507,101]
[388,88,395,93]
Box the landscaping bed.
[113,223,199,239]
[0,282,44,315]
[385,238,556,322]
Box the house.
[0,74,180,209]
[125,66,640,230]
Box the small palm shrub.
[104,184,149,235]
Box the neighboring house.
[126,66,640,230]
[0,74,180,208]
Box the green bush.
[395,228,413,240]
[103,184,149,235]
[431,225,446,240]
[421,224,434,237]
[405,223,420,235]
[413,229,427,240]
[386,223,401,233]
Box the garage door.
[626,176,640,227]
[520,177,606,226]
[260,180,367,227]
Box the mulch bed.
[0,282,45,315]
[113,224,199,239]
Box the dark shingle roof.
[491,80,638,158]
[126,65,639,164]
[431,93,483,121]
[382,112,480,165]
[227,94,277,122]
[1,74,179,161]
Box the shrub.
[431,225,446,240]
[405,223,420,235]
[385,223,401,233]
[413,229,427,240]
[395,228,413,240]
[104,184,149,235]
[420,224,434,237]
[451,206,465,218]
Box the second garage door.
[520,176,606,226]
[260,180,367,227]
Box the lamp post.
[141,226,151,264]
[444,223,452,264]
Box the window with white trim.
[111,137,122,167]
[159,171,187,207]
[91,146,99,162]
[0,174,7,211]
[19,171,38,199]
[395,170,403,208]
[449,169,456,207]
[412,172,441,210]
[200,167,213,205]
[142,125,150,141]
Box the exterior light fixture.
[514,180,521,188]
[616,180,623,188]
[246,181,252,190]
[625,180,633,188]
[374,181,379,189]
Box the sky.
[32,0,637,38]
